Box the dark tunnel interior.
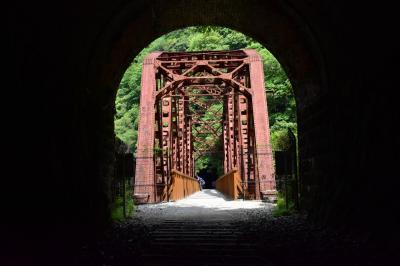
[5,0,400,265]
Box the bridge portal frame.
[134,50,276,203]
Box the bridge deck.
[136,189,273,222]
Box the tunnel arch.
[85,0,329,226]
[7,1,400,264]
[6,2,400,265]
[88,0,326,97]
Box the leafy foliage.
[272,194,295,217]
[115,26,297,173]
[111,182,135,221]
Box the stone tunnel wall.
[5,0,399,244]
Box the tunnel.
[5,0,399,264]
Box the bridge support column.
[134,52,162,203]
[245,50,277,200]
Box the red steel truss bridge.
[133,50,277,203]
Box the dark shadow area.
[5,0,400,265]
[198,168,218,189]
[77,213,395,266]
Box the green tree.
[115,26,297,170]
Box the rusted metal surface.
[134,52,162,203]
[134,50,277,203]
[245,50,275,198]
[215,168,243,200]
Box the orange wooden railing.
[168,169,201,201]
[215,168,243,200]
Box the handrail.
[168,169,201,201]
[215,168,243,200]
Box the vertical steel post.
[134,52,161,203]
[245,49,277,199]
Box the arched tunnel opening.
[113,26,297,198]
[5,1,399,265]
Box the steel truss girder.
[134,50,276,202]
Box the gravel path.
[77,190,397,266]
[135,189,274,223]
